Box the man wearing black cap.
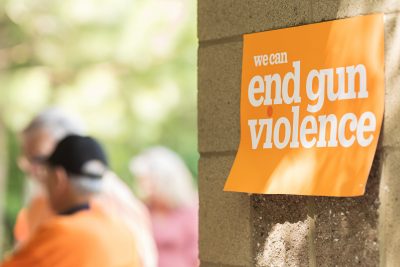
[44,135,108,214]
[1,135,140,267]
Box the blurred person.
[15,108,157,267]
[14,108,85,244]
[130,147,199,267]
[1,135,140,267]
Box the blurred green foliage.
[0,0,197,256]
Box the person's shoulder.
[59,210,105,230]
[54,210,136,242]
[35,211,102,240]
[29,216,68,239]
[6,211,139,267]
[5,216,91,262]
[40,210,136,246]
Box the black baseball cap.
[47,135,108,179]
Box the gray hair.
[129,146,197,208]
[69,175,104,195]
[23,107,86,141]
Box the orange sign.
[224,14,384,196]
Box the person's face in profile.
[41,165,69,212]
[19,129,56,183]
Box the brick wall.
[198,1,400,266]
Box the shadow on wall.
[252,1,393,266]
[253,148,382,266]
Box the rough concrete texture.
[198,0,400,266]
[310,150,382,266]
[383,13,400,148]
[252,195,313,266]
[251,150,382,267]
[201,262,247,267]
[199,154,252,266]
[379,149,400,266]
[255,217,314,267]
[311,0,400,23]
[198,0,312,41]
[198,41,242,153]
[199,0,400,42]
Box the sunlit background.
[0,0,197,255]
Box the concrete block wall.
[198,0,400,266]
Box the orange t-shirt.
[14,194,53,245]
[14,174,157,267]
[2,208,140,267]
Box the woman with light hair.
[130,147,199,267]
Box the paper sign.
[224,14,384,196]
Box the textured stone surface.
[256,221,309,267]
[383,13,400,148]
[198,154,252,266]
[199,0,400,42]
[379,149,400,266]
[198,0,400,266]
[201,262,248,267]
[198,41,242,153]
[311,0,400,23]
[310,150,382,266]
[251,147,382,267]
[198,0,312,41]
[251,195,314,267]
